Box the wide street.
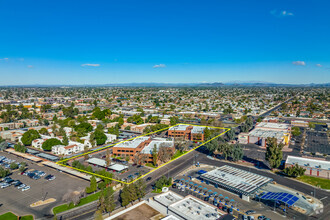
[62,144,330,220]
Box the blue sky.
[0,0,329,85]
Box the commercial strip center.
[56,124,230,184]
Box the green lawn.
[53,191,101,214]
[145,163,157,168]
[19,215,34,220]
[171,151,187,160]
[0,212,18,220]
[297,176,330,189]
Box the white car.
[17,184,26,189]
[1,183,10,188]
[22,186,30,191]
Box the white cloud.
[271,10,294,17]
[316,64,322,67]
[0,58,9,61]
[281,11,294,16]
[81,64,100,67]
[27,65,34,68]
[292,61,306,66]
[153,64,166,68]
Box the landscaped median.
[0,212,33,220]
[52,191,101,214]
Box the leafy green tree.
[265,137,284,169]
[308,122,315,129]
[169,116,179,126]
[204,127,211,140]
[128,183,137,204]
[152,145,158,166]
[86,176,97,194]
[226,129,235,140]
[0,167,10,178]
[42,138,63,151]
[62,134,69,145]
[14,143,27,153]
[39,127,49,135]
[283,164,306,177]
[19,164,26,173]
[120,185,130,207]
[291,127,301,136]
[10,162,19,170]
[21,129,40,146]
[98,186,115,215]
[231,144,243,162]
[118,117,124,127]
[108,126,119,136]
[91,129,107,145]
[75,122,93,135]
[135,179,147,200]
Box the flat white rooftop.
[86,158,111,167]
[154,191,184,207]
[169,196,221,220]
[256,122,290,130]
[108,163,128,171]
[140,139,174,154]
[249,129,288,140]
[286,156,330,170]
[115,137,149,149]
[169,125,189,131]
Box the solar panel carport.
[200,165,273,199]
[260,192,299,206]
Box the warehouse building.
[239,122,291,147]
[285,156,330,179]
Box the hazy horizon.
[1,0,329,85]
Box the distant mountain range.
[1,82,329,87]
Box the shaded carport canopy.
[260,192,299,206]
[200,165,273,196]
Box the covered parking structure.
[200,165,272,201]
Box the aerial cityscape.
[0,1,329,220]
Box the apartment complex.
[168,125,205,142]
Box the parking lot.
[305,131,329,154]
[0,152,89,218]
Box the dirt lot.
[114,203,162,220]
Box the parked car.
[248,216,255,220]
[258,216,266,220]
[146,177,152,181]
[246,210,256,215]
[17,184,26,189]
[22,186,30,191]
[14,181,22,187]
[32,175,41,180]
[45,175,55,181]
[0,183,10,188]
